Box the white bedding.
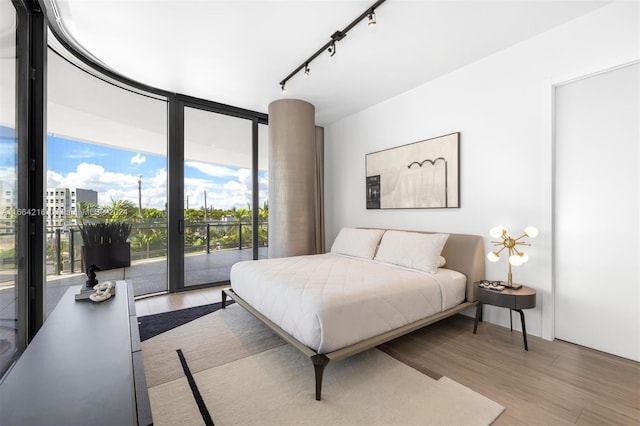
[230,253,466,353]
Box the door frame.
[550,59,640,344]
[170,96,267,292]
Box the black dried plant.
[79,222,132,247]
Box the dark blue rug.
[138,300,233,341]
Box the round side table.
[472,282,536,350]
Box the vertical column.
[268,99,316,258]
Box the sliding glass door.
[183,107,267,287]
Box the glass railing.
[0,230,17,287]
[42,221,268,276]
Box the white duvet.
[230,253,466,353]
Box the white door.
[554,63,639,361]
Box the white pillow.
[437,256,446,268]
[374,231,449,274]
[330,228,386,259]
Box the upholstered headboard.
[439,232,485,302]
[367,229,485,302]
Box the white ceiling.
[50,0,612,125]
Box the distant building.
[46,187,97,228]
[0,181,16,212]
[0,181,16,233]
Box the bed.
[222,228,485,400]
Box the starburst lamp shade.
[487,226,538,289]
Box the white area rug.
[149,343,504,425]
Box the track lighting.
[281,83,286,94]
[368,11,376,26]
[278,0,386,92]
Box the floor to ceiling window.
[258,123,269,257]
[182,107,268,288]
[0,5,270,356]
[0,0,267,384]
[0,0,20,377]
[46,50,169,311]
[44,46,268,302]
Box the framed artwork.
[366,132,460,209]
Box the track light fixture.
[368,11,376,26]
[278,0,386,92]
[328,41,336,57]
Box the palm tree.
[258,201,269,246]
[109,199,137,220]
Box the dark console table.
[0,281,152,425]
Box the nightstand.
[472,282,536,350]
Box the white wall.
[324,1,639,340]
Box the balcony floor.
[44,247,268,315]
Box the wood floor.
[134,286,225,317]
[380,314,639,425]
[137,289,639,425]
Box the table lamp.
[487,226,538,289]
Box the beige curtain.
[314,126,325,254]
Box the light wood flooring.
[380,315,639,425]
[137,288,639,425]
[134,286,225,317]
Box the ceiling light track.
[279,0,386,93]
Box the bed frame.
[221,230,485,400]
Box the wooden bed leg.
[221,289,227,308]
[311,354,330,401]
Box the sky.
[0,126,268,211]
[0,127,17,196]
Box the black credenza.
[0,281,152,425]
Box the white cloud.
[0,140,17,160]
[182,165,262,210]
[0,167,17,191]
[237,168,251,187]
[46,169,64,188]
[185,161,237,178]
[184,171,256,211]
[130,153,146,165]
[45,162,266,212]
[46,162,167,209]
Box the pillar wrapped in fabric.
[268,99,316,258]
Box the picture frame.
[366,132,460,209]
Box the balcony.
[0,221,268,316]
